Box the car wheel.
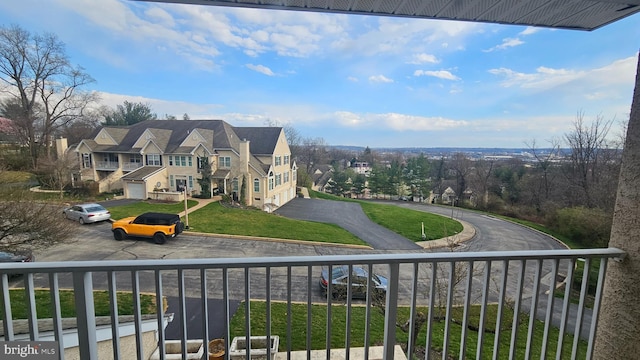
[79,217,85,225]
[153,232,166,245]
[113,229,126,241]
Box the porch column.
[593,52,640,358]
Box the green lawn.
[186,202,367,246]
[0,289,158,319]
[359,202,462,241]
[309,190,463,242]
[230,301,588,359]
[106,200,199,220]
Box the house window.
[284,172,289,183]
[220,156,231,168]
[254,178,259,192]
[232,177,238,192]
[284,155,289,165]
[268,171,274,190]
[275,156,281,166]
[146,154,161,166]
[170,175,174,187]
[197,157,209,171]
[82,153,92,168]
[103,153,118,163]
[188,176,193,189]
[275,174,281,186]
[130,154,141,164]
[188,156,193,167]
[169,156,174,166]
[180,156,187,167]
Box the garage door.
[127,183,146,199]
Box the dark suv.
[111,212,185,244]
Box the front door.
[176,179,186,192]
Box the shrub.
[547,206,612,248]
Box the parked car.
[0,250,34,263]
[111,212,185,244]
[319,265,388,299]
[63,203,111,224]
[0,250,34,278]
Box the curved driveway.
[275,198,566,252]
[275,198,421,250]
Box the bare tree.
[0,169,69,248]
[563,112,614,208]
[58,106,104,145]
[0,24,97,168]
[37,151,77,199]
[448,153,473,204]
[522,138,562,212]
[468,158,495,209]
[297,137,329,173]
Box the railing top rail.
[0,248,625,273]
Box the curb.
[415,219,476,250]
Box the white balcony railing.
[0,248,625,360]
[95,161,119,170]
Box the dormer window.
[146,154,162,166]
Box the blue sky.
[1,0,638,148]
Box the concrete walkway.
[177,196,220,218]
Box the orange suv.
[111,212,185,244]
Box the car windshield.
[85,206,105,212]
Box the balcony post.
[383,263,399,359]
[593,53,640,358]
[73,271,98,360]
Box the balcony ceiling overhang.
[136,0,640,31]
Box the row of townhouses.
[75,120,297,210]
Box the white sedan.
[63,203,111,224]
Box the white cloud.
[347,76,359,82]
[331,111,468,130]
[414,70,460,81]
[488,56,637,92]
[144,7,175,28]
[483,37,525,52]
[519,27,540,36]
[408,53,439,64]
[369,75,394,83]
[246,64,275,76]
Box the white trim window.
[220,156,231,168]
[275,173,281,186]
[146,154,162,166]
[284,172,289,183]
[275,156,281,166]
[284,155,290,165]
[82,153,92,168]
[268,171,274,191]
[254,178,260,192]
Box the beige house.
[75,120,297,211]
